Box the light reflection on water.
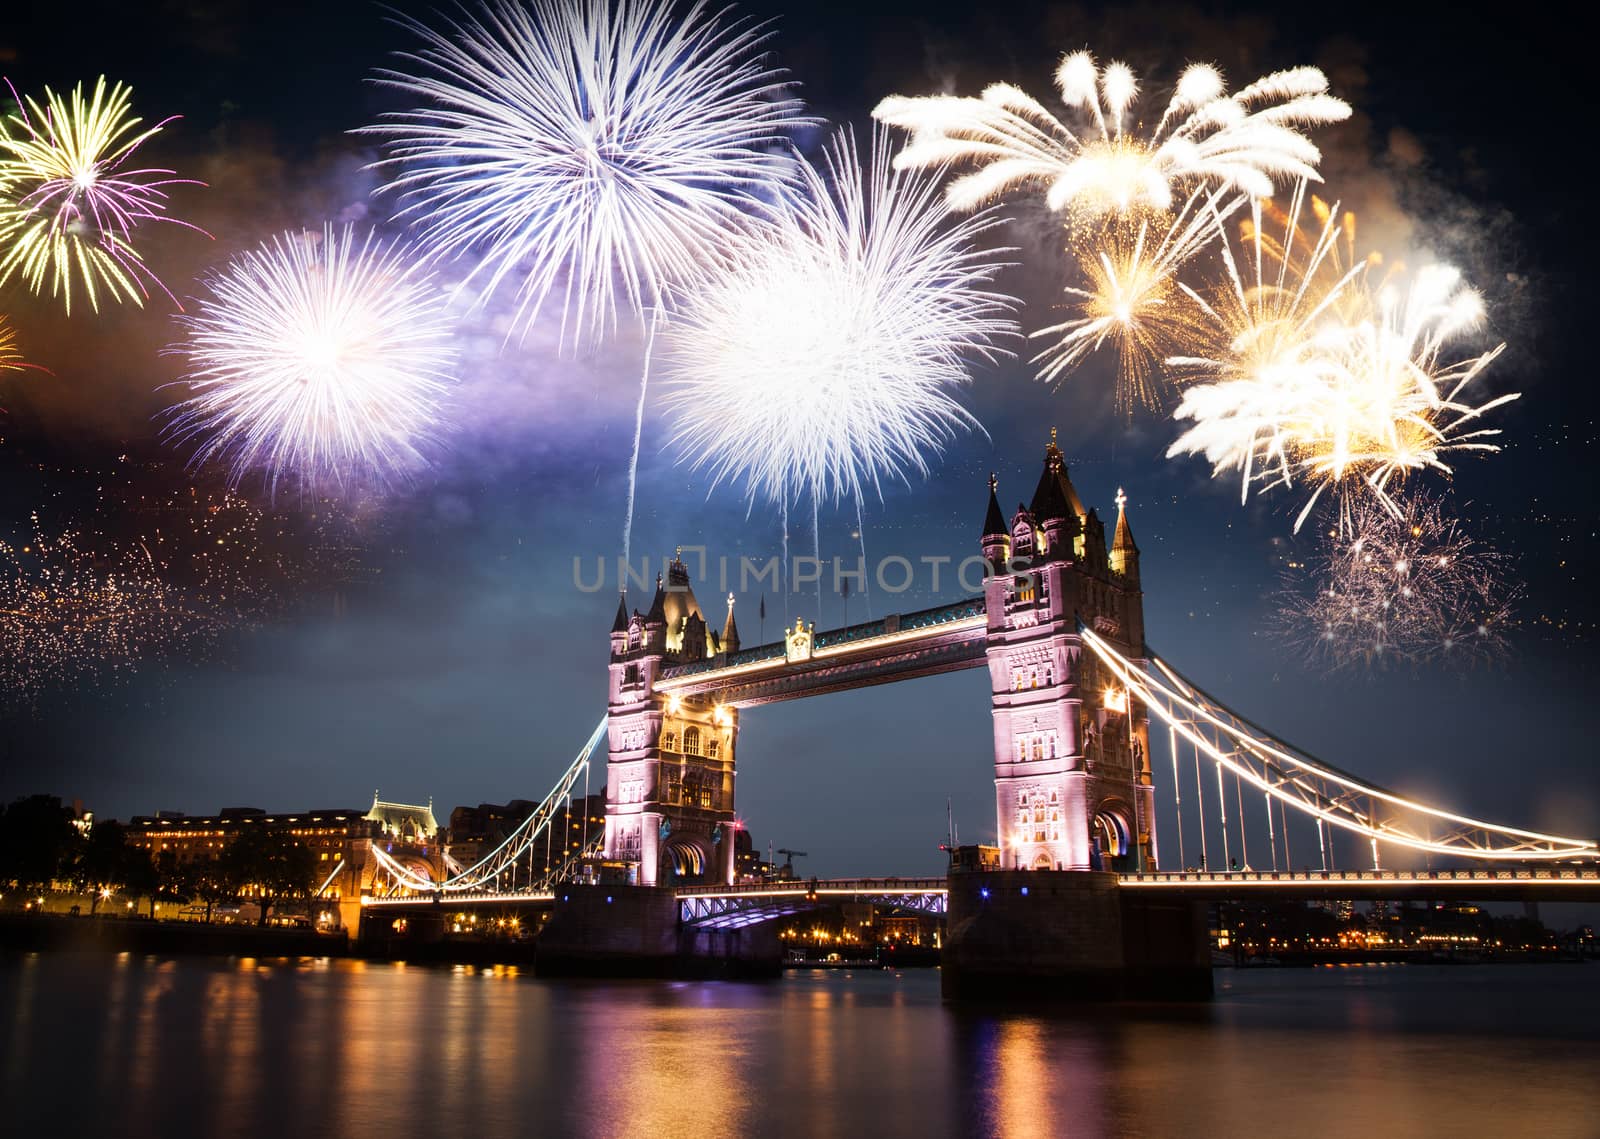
[2,956,1598,1138]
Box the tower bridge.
[353,432,1597,997]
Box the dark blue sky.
[1,1,1594,886]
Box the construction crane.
[775,848,808,879]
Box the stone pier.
[942,870,1211,1001]
[534,884,781,979]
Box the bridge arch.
[1093,804,1134,872]
[663,836,712,885]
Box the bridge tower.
[982,432,1155,873]
[603,555,741,887]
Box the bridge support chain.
[535,885,781,980]
[942,870,1211,1002]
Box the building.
[445,794,607,885]
[127,793,443,928]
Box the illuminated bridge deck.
[1120,867,1600,901]
[677,878,949,929]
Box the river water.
[2,954,1597,1138]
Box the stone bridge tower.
[982,433,1155,873]
[603,555,741,887]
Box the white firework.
[165,224,457,490]
[662,127,1017,509]
[1167,248,1516,532]
[874,51,1349,218]
[366,0,808,344]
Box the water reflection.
[1,957,1597,1138]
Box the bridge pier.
[535,885,781,979]
[942,870,1211,1002]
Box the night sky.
[1,2,1594,887]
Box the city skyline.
[1,0,1594,886]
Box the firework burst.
[164,224,458,491]
[0,312,45,375]
[1,479,372,710]
[1033,186,1238,414]
[367,0,807,344]
[1277,493,1519,670]
[0,76,203,314]
[661,127,1016,509]
[1166,188,1518,530]
[873,52,1348,220]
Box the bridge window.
[707,738,720,759]
[624,664,639,686]
[683,727,702,756]
[662,731,677,753]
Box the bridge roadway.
[1118,867,1600,902]
[360,866,1600,920]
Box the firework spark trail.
[164,224,458,491]
[1,484,371,709]
[0,76,204,314]
[661,127,1016,512]
[1033,186,1241,414]
[1166,188,1518,531]
[0,312,47,375]
[873,52,1348,220]
[368,0,809,563]
[1276,493,1520,670]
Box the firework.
[1033,186,1239,414]
[661,127,1015,509]
[369,0,807,563]
[0,312,44,375]
[164,224,458,490]
[873,52,1348,220]
[1166,190,1518,530]
[1,478,372,709]
[1,513,175,703]
[1277,493,1519,669]
[0,76,202,314]
[367,0,806,344]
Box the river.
[2,954,1597,1137]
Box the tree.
[186,858,236,924]
[221,827,316,926]
[0,795,79,902]
[154,850,192,918]
[123,849,160,918]
[76,820,132,915]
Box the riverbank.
[0,912,346,958]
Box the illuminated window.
[683,727,702,756]
[707,738,720,759]
[662,731,677,753]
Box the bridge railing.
[1079,627,1599,865]
[1125,868,1600,885]
[676,877,947,897]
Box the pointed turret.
[982,473,1007,538]
[981,473,1009,569]
[645,574,667,626]
[1031,428,1084,557]
[1110,487,1141,582]
[609,591,631,658]
[661,551,709,656]
[721,592,741,655]
[1084,507,1108,571]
